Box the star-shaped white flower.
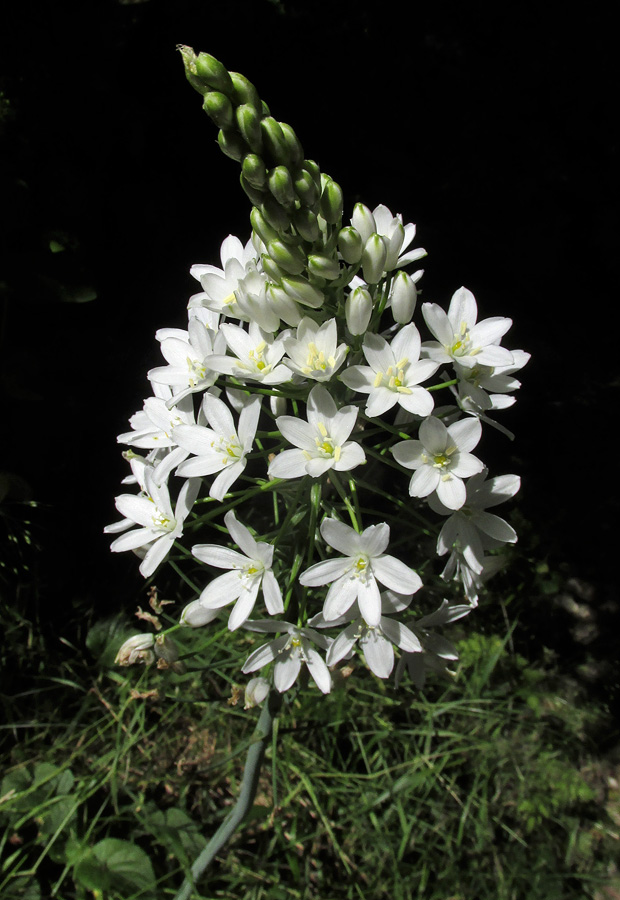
[207,321,293,385]
[241,620,332,694]
[173,392,261,502]
[268,385,365,479]
[351,203,426,272]
[299,518,422,627]
[192,511,283,631]
[394,599,472,689]
[310,591,422,679]
[340,323,440,418]
[421,287,514,370]
[391,415,484,510]
[282,317,349,382]
[148,309,225,405]
[189,234,259,320]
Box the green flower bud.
[351,202,376,244]
[236,103,263,154]
[203,91,235,130]
[307,254,340,280]
[267,239,307,276]
[279,122,304,167]
[260,117,290,166]
[217,128,248,162]
[260,195,291,231]
[268,166,296,207]
[242,154,267,189]
[266,283,304,327]
[319,177,344,225]
[338,226,363,264]
[345,287,373,335]
[281,274,324,308]
[361,234,387,284]
[261,254,288,283]
[294,168,319,208]
[293,206,320,242]
[302,159,322,189]
[250,206,279,245]
[230,71,261,110]
[240,174,265,207]
[194,51,234,95]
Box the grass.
[1,501,619,899]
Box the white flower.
[180,599,221,628]
[310,591,422,679]
[268,385,365,479]
[173,392,261,501]
[391,415,484,510]
[340,323,440,418]
[241,620,332,694]
[115,633,155,666]
[282,317,348,382]
[192,511,283,631]
[148,309,226,404]
[207,321,293,385]
[394,599,471,689]
[299,518,422,627]
[105,469,200,577]
[452,349,530,414]
[351,203,426,272]
[421,287,513,370]
[428,471,521,574]
[189,234,259,320]
[117,392,195,486]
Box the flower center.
[186,356,207,387]
[303,341,336,375]
[372,358,413,394]
[211,434,243,466]
[449,321,479,358]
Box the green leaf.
[73,838,156,894]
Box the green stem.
[173,689,282,900]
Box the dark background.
[1,1,618,670]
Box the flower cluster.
[110,49,528,700]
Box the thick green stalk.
[173,689,282,900]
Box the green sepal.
[236,103,263,154]
[250,206,279,245]
[319,177,344,225]
[267,239,307,276]
[242,154,268,189]
[268,166,296,207]
[194,52,234,95]
[240,174,266,207]
[217,129,248,162]
[293,206,320,242]
[203,91,235,130]
[230,72,262,111]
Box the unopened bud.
[194,52,234,95]
[281,274,324,308]
[361,234,387,284]
[229,71,261,110]
[293,206,320,242]
[268,166,296,207]
[389,271,417,324]
[267,239,307,276]
[266,283,303,326]
[345,287,373,335]
[384,221,406,271]
[236,103,263,153]
[319,177,344,224]
[351,203,376,245]
[115,634,155,667]
[261,253,288,283]
[260,196,291,232]
[250,206,279,245]
[279,122,304,167]
[240,174,265,207]
[338,226,363,264]
[307,254,340,280]
[217,129,248,162]
[180,600,220,628]
[203,91,234,130]
[293,168,319,208]
[244,677,270,709]
[242,154,267,189]
[260,117,289,166]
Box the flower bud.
[261,254,288,283]
[351,203,376,245]
[389,270,417,324]
[217,128,247,162]
[345,287,373,335]
[293,206,320,242]
[361,234,387,284]
[260,196,291,232]
[281,274,324,308]
[244,677,270,709]
[230,71,261,110]
[240,174,265,207]
[268,166,296,207]
[203,91,234,130]
[260,117,289,166]
[250,206,279,245]
[194,52,234,95]
[236,103,263,153]
[242,154,267,189]
[181,600,220,628]
[319,177,344,224]
[302,159,322,189]
[115,634,155,667]
[307,254,340,280]
[278,122,304,167]
[384,221,405,271]
[293,168,319,207]
[338,226,363,264]
[266,283,303,326]
[266,239,307,276]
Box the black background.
[1,1,618,641]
